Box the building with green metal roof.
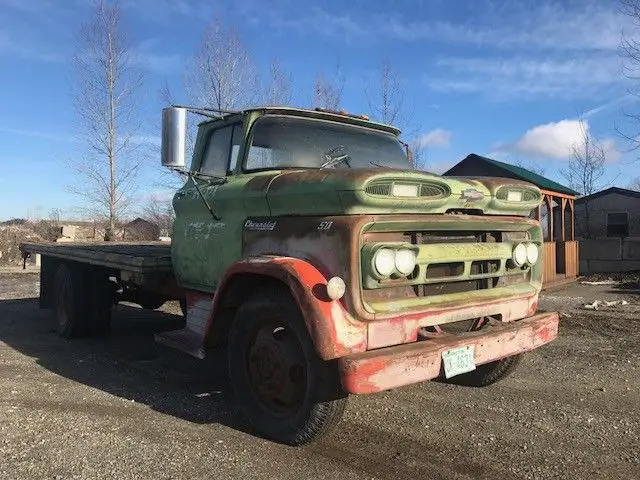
[443,153,579,196]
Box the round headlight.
[395,249,417,276]
[373,248,395,277]
[526,243,539,265]
[512,243,528,267]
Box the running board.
[155,328,206,359]
[155,291,214,359]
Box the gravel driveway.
[1,268,638,479]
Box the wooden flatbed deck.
[20,242,173,274]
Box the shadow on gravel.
[0,297,250,434]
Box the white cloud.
[428,55,624,100]
[414,129,452,149]
[249,0,634,53]
[496,119,621,162]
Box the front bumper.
[338,311,559,394]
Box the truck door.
[172,121,245,292]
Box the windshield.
[245,115,408,171]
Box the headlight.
[395,249,417,275]
[526,243,539,264]
[373,248,396,276]
[512,243,528,267]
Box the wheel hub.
[247,325,306,415]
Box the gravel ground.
[0,267,639,480]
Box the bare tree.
[561,117,606,238]
[263,58,292,105]
[186,19,259,111]
[619,0,640,150]
[313,63,344,110]
[142,195,174,237]
[629,177,640,190]
[364,59,425,169]
[159,79,174,106]
[560,118,606,196]
[72,0,143,240]
[408,142,426,170]
[365,59,404,126]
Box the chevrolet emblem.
[461,188,485,201]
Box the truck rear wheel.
[227,289,346,445]
[52,263,112,338]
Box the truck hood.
[258,168,542,216]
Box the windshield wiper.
[191,171,227,183]
[369,161,386,168]
[320,145,352,169]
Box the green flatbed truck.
[21,105,559,445]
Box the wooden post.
[570,199,575,241]
[547,195,553,242]
[561,198,566,241]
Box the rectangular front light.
[391,183,419,197]
[507,190,523,201]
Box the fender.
[203,256,368,360]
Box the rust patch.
[340,311,559,394]
[202,255,368,360]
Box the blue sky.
[1,0,639,220]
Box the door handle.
[175,192,186,198]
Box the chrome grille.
[365,183,392,196]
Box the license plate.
[442,346,476,379]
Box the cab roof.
[198,106,401,136]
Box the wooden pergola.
[444,154,580,287]
[532,190,579,285]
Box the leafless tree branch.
[313,62,344,110]
[263,58,292,106]
[185,19,259,111]
[72,0,143,239]
[618,0,640,153]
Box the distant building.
[574,187,640,239]
[575,187,640,274]
[444,153,580,286]
[123,218,160,241]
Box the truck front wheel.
[445,354,521,387]
[227,289,346,445]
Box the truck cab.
[159,106,559,445]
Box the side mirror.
[161,107,187,168]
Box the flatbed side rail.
[19,242,174,275]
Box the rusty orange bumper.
[338,312,559,394]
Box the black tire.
[52,263,112,338]
[227,288,347,446]
[445,354,522,387]
[52,263,86,338]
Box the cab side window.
[200,126,233,177]
[200,123,243,177]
